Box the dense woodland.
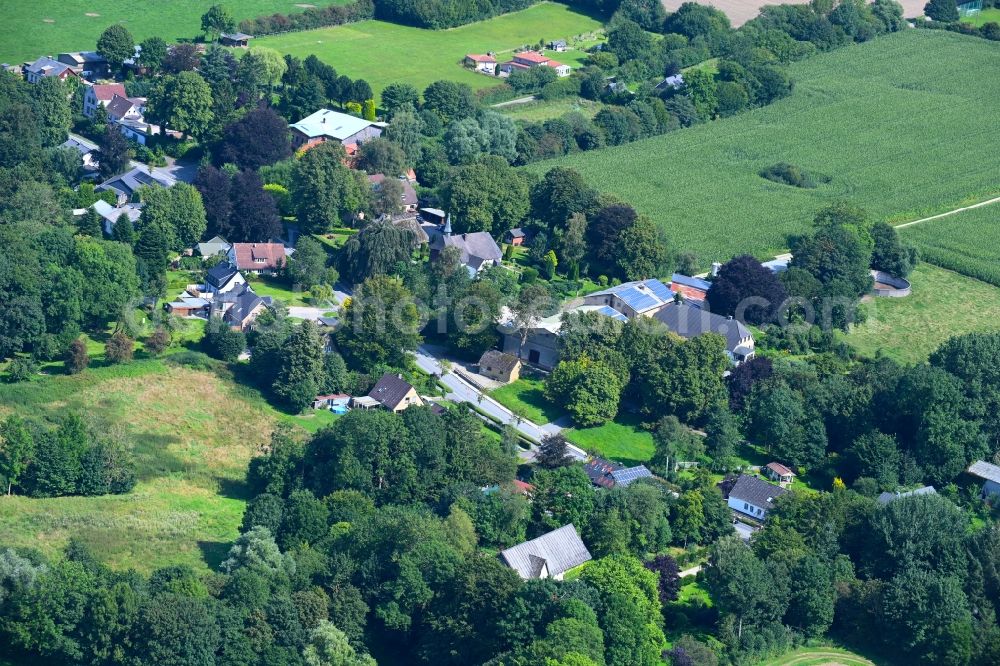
[2,1,1000,664]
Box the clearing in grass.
[844,263,1000,364]
[499,96,607,123]
[255,3,604,94]
[898,201,1000,287]
[0,0,355,64]
[531,30,1000,264]
[0,357,322,574]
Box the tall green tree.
[31,78,71,148]
[147,72,214,140]
[0,416,35,495]
[96,24,135,71]
[292,143,365,233]
[272,320,324,412]
[336,276,422,371]
[201,4,236,39]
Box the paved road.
[287,306,326,321]
[414,346,587,461]
[679,565,703,578]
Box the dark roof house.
[725,474,788,519]
[96,166,176,202]
[584,457,625,489]
[653,302,755,363]
[430,217,503,273]
[368,373,423,412]
[500,524,592,580]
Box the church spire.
[443,212,452,235]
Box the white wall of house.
[728,496,768,520]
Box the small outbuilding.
[219,32,254,48]
[478,350,522,384]
[504,228,526,246]
[764,462,796,487]
[967,460,1000,500]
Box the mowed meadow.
[256,2,604,94]
[0,0,346,64]
[0,358,328,574]
[533,30,1000,263]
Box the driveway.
[287,307,325,320]
[414,346,587,461]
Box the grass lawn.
[0,0,352,64]
[245,276,312,306]
[962,7,1000,26]
[256,3,605,95]
[898,201,1000,287]
[677,578,713,606]
[531,30,1000,265]
[499,96,607,123]
[844,263,1000,364]
[0,357,323,574]
[564,414,655,466]
[489,376,564,424]
[760,646,877,666]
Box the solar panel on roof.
[646,279,674,302]
[618,287,659,312]
[597,306,628,321]
[611,466,653,487]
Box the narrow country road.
[413,346,587,462]
[679,565,702,578]
[894,194,1000,229]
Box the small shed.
[967,460,1000,500]
[548,40,568,52]
[504,228,526,246]
[219,32,253,48]
[764,462,795,487]
[478,350,522,384]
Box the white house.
[83,83,127,118]
[725,474,788,521]
[203,263,247,295]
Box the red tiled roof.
[671,283,707,302]
[514,51,550,64]
[546,59,566,68]
[232,242,286,270]
[466,53,496,63]
[512,479,535,494]
[92,83,127,101]
[766,462,795,476]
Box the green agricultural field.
[898,202,1000,286]
[962,7,1000,27]
[532,30,1000,264]
[564,414,655,466]
[844,263,1000,364]
[256,3,604,94]
[0,0,352,64]
[0,357,323,574]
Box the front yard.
[564,415,656,466]
[490,376,564,425]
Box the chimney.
[711,262,722,277]
[727,315,733,320]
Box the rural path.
[894,195,1000,229]
[766,650,874,666]
[412,346,587,462]
[679,565,702,578]
[491,95,538,108]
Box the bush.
[104,332,135,364]
[203,319,247,362]
[65,338,90,374]
[145,327,172,356]
[521,267,539,283]
[166,351,222,371]
[6,357,37,383]
[759,162,829,189]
